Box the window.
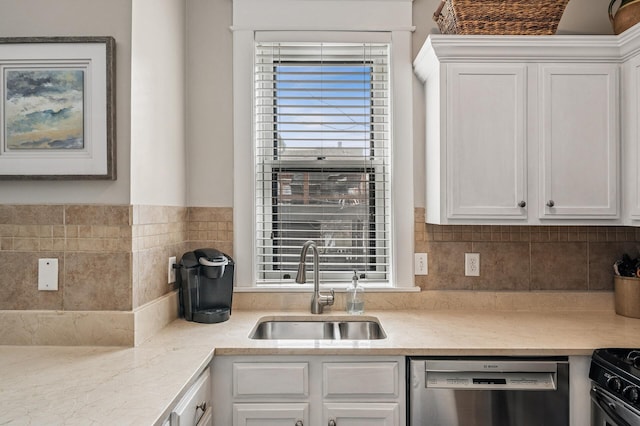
[231,1,415,289]
[254,42,391,285]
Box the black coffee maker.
[177,248,234,323]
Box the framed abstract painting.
[0,36,115,180]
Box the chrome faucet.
[295,240,335,314]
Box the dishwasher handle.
[425,359,560,373]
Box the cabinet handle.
[196,404,213,426]
[518,200,526,208]
[329,419,337,426]
[546,200,555,207]
[295,421,303,426]
[195,402,207,425]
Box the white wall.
[186,0,234,207]
[131,0,187,206]
[0,0,132,204]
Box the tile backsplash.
[414,208,640,291]
[0,205,132,311]
[1,204,638,314]
[0,204,233,312]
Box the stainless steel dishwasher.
[408,357,569,426]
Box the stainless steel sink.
[249,318,386,340]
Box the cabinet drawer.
[323,402,400,426]
[233,403,309,426]
[233,362,309,398]
[171,367,211,426]
[323,362,399,398]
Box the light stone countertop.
[2,308,640,425]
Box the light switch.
[415,253,428,275]
[38,258,58,291]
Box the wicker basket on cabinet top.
[433,0,570,35]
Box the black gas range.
[590,348,640,426]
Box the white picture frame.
[0,36,115,180]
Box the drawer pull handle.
[546,200,555,208]
[195,402,207,424]
[329,419,337,426]
[518,200,526,208]
[196,404,212,426]
[295,421,304,426]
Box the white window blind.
[254,41,391,285]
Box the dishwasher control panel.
[425,371,556,390]
[423,359,559,390]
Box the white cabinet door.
[446,64,528,220]
[625,53,640,220]
[539,64,619,219]
[233,403,309,426]
[323,403,400,426]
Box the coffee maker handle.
[198,258,228,267]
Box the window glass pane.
[276,64,372,151]
[255,42,390,284]
[273,169,377,273]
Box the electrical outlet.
[415,253,428,275]
[168,256,177,284]
[465,253,480,277]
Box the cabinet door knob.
[518,200,526,208]
[328,420,337,426]
[546,200,555,207]
[295,421,303,426]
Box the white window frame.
[232,0,415,289]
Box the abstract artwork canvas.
[5,69,84,150]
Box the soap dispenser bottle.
[346,270,364,315]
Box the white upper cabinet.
[539,64,619,219]
[622,28,640,223]
[415,35,625,225]
[446,64,528,220]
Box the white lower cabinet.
[211,356,405,426]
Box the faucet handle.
[318,289,335,307]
